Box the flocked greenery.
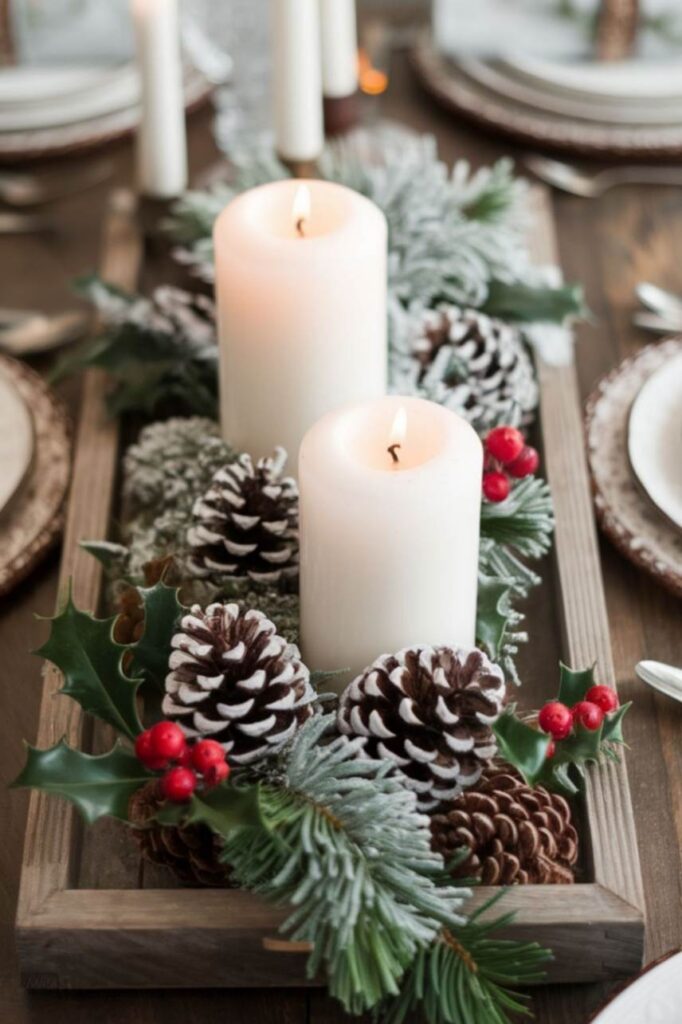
[13,585,552,1024]
[480,477,555,597]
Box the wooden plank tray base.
[15,186,645,990]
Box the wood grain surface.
[1,42,681,1024]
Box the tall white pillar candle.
[272,0,324,163]
[131,0,187,198]
[320,0,358,98]
[299,395,483,684]
[214,178,387,465]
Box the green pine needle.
[222,714,470,1016]
[480,478,554,597]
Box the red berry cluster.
[538,685,619,759]
[482,425,540,503]
[135,721,230,803]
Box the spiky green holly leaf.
[130,581,183,694]
[11,740,152,824]
[557,663,597,706]
[155,783,267,839]
[476,576,514,661]
[493,710,551,785]
[35,590,143,740]
[482,279,585,323]
[602,702,631,745]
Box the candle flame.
[292,184,311,237]
[387,406,407,465]
[358,49,389,96]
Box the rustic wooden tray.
[15,185,645,990]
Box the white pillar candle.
[214,178,387,465]
[299,395,483,685]
[272,0,324,163]
[131,0,187,199]
[320,0,358,99]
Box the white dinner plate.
[0,64,138,132]
[502,55,682,103]
[628,352,682,530]
[461,59,682,126]
[590,950,682,1024]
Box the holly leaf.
[155,783,266,839]
[476,576,514,661]
[130,581,183,694]
[11,740,152,824]
[481,279,585,323]
[493,710,551,785]
[557,663,596,706]
[35,590,143,740]
[602,702,631,745]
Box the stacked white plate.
[0,62,212,160]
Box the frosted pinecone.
[337,645,506,811]
[186,448,298,585]
[162,602,315,765]
[406,305,538,431]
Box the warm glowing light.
[387,406,407,465]
[292,184,311,237]
[358,49,389,96]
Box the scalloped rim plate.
[628,352,682,530]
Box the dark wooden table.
[1,50,681,1024]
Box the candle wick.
[296,216,306,238]
[387,443,401,465]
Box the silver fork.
[526,155,682,198]
[0,212,52,233]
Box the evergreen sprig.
[380,893,551,1024]
[223,713,470,1015]
[480,478,554,597]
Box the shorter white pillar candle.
[272,0,324,163]
[299,396,483,685]
[214,178,387,466]
[131,0,187,199]
[320,0,358,99]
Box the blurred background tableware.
[588,949,682,1023]
[636,661,682,704]
[526,156,682,198]
[585,338,682,598]
[0,159,112,205]
[0,309,88,356]
[0,354,71,598]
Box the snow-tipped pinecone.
[162,602,314,765]
[410,305,538,431]
[431,768,579,884]
[186,448,298,584]
[337,646,506,811]
[129,782,231,887]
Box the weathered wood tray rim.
[15,187,645,990]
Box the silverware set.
[526,155,682,198]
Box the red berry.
[546,738,556,759]
[538,701,573,740]
[204,760,230,789]
[148,721,186,762]
[191,739,226,775]
[507,445,540,479]
[161,767,197,803]
[486,426,525,465]
[176,746,194,769]
[572,701,604,731]
[482,471,510,503]
[585,685,619,714]
[134,729,168,771]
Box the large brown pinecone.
[186,448,298,584]
[162,602,315,765]
[411,305,538,431]
[128,782,231,887]
[430,768,579,885]
[337,646,506,811]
